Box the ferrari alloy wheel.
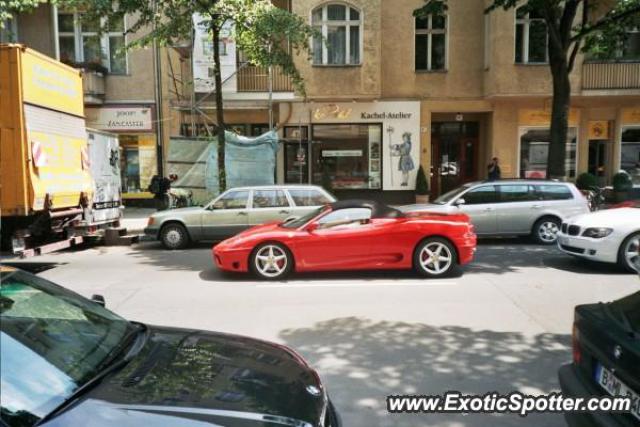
[414,238,457,278]
[160,223,189,250]
[618,232,640,273]
[251,243,292,280]
[532,217,560,245]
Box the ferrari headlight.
[582,227,613,238]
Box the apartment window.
[621,30,640,60]
[57,12,127,74]
[415,13,447,71]
[515,8,548,64]
[312,4,361,65]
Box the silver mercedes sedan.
[144,185,336,249]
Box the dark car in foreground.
[0,267,339,427]
[558,291,640,427]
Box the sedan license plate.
[596,364,640,421]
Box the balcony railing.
[582,62,640,90]
[237,65,294,92]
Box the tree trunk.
[547,49,572,180]
[212,22,226,193]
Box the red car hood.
[405,210,470,224]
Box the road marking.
[255,281,457,289]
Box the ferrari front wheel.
[414,237,457,278]
[250,243,293,280]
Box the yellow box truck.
[1,44,94,252]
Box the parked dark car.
[558,291,640,427]
[0,267,340,427]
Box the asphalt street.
[5,239,639,427]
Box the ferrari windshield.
[0,269,135,425]
[433,185,471,205]
[281,206,326,229]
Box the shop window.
[252,190,289,208]
[120,135,157,193]
[415,12,447,71]
[311,124,382,190]
[621,128,640,185]
[312,3,361,65]
[519,128,577,179]
[515,8,548,64]
[57,12,127,74]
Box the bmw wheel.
[532,217,561,245]
[250,243,293,280]
[160,223,190,250]
[618,231,640,273]
[413,237,457,278]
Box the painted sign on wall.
[86,106,154,132]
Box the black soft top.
[328,199,405,219]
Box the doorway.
[588,140,612,187]
[431,122,479,196]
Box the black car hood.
[45,326,325,427]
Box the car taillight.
[572,322,581,365]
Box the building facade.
[275,0,640,203]
[2,5,164,203]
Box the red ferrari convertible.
[213,200,477,280]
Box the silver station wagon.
[145,185,336,249]
[402,180,589,244]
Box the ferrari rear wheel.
[250,243,293,280]
[413,237,457,278]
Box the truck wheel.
[160,223,189,250]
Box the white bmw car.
[557,205,640,272]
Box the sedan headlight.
[582,227,613,238]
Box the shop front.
[86,105,158,201]
[621,108,640,186]
[281,101,421,203]
[517,108,580,179]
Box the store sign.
[192,14,236,93]
[322,150,363,157]
[588,121,609,140]
[519,108,580,126]
[86,106,154,132]
[622,108,640,125]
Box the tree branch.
[571,4,640,42]
[568,0,588,73]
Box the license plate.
[596,364,640,421]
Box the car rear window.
[536,185,573,201]
[288,189,332,206]
[498,185,536,202]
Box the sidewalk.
[121,207,155,234]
